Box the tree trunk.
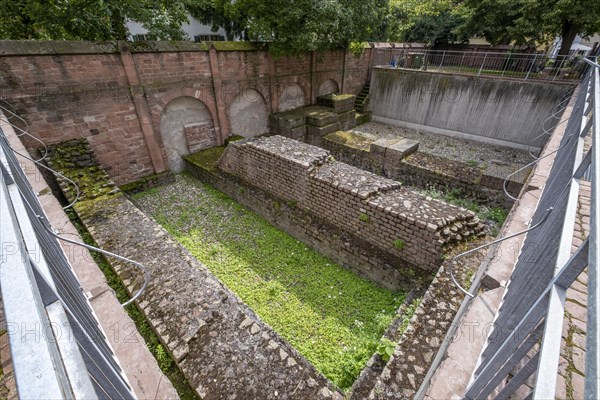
[557,20,578,57]
[111,9,128,41]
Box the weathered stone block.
[184,122,216,153]
[269,114,306,130]
[317,93,356,113]
[337,110,356,124]
[306,110,338,127]
[340,118,358,131]
[385,138,420,163]
[370,138,400,159]
[307,121,341,137]
[288,125,308,139]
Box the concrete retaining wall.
[369,68,574,150]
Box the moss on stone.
[318,93,356,102]
[45,139,119,203]
[306,110,336,119]
[212,42,264,51]
[224,135,245,145]
[273,105,332,119]
[324,130,374,151]
[119,171,174,193]
[356,112,372,126]
[183,146,227,173]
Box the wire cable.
[449,208,553,297]
[1,128,148,308]
[0,115,48,162]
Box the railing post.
[458,52,466,73]
[525,54,538,80]
[478,53,488,76]
[553,56,567,81]
[439,51,446,71]
[585,59,600,399]
[502,53,511,77]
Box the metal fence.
[372,49,588,81]
[463,57,599,398]
[0,126,136,399]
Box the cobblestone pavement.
[556,178,590,399]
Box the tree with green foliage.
[403,10,468,46]
[0,0,189,40]
[386,0,453,42]
[185,0,247,41]
[187,0,388,56]
[457,0,600,56]
[519,0,600,56]
[454,0,527,46]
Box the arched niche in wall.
[278,83,306,112]
[159,96,215,173]
[318,79,339,96]
[229,89,269,138]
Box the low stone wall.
[46,139,342,400]
[323,130,528,206]
[219,136,486,271]
[185,155,426,291]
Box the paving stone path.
[556,178,591,399]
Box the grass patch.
[392,239,405,251]
[65,209,198,400]
[183,146,226,172]
[133,174,406,390]
[419,187,508,227]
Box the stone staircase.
[354,82,371,113]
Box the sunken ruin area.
[45,133,501,399]
[2,40,568,399]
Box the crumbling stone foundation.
[45,139,343,400]
[219,136,486,272]
[323,130,530,206]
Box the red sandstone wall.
[133,51,212,85]
[0,41,372,184]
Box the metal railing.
[0,127,136,399]
[372,49,588,81]
[462,57,598,399]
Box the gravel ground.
[353,122,534,167]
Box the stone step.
[355,113,371,125]
[317,94,356,113]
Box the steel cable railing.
[459,56,598,399]
[0,108,149,308]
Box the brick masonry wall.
[184,122,216,153]
[185,158,424,291]
[219,136,486,271]
[323,135,510,207]
[133,51,213,85]
[0,41,373,184]
[45,138,344,400]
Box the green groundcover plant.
[134,174,406,389]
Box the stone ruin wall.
[44,138,343,400]
[322,133,527,207]
[219,136,486,271]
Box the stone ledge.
[47,138,342,399]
